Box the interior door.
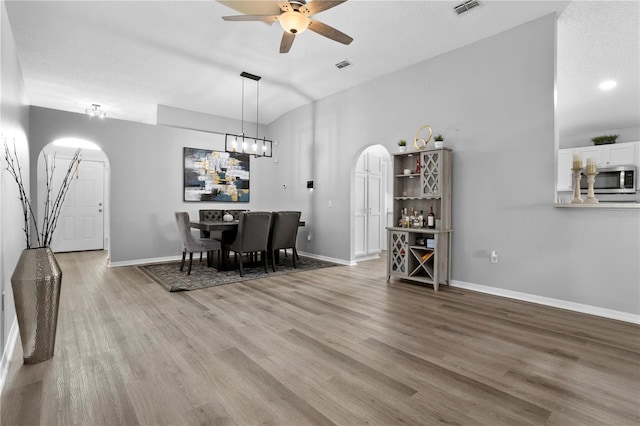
[51,159,105,252]
[366,153,382,254]
[355,151,384,258]
[354,155,368,257]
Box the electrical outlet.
[307,234,311,242]
[490,250,498,263]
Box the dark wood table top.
[190,220,306,232]
[189,220,238,232]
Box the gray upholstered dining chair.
[268,211,302,272]
[198,209,224,261]
[223,211,272,276]
[175,212,221,275]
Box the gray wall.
[268,14,639,316]
[24,13,639,317]
[1,0,30,368]
[27,106,294,264]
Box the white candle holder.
[584,171,599,204]
[571,168,583,204]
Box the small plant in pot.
[591,134,618,145]
[398,139,407,152]
[434,134,444,148]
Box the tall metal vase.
[11,247,62,364]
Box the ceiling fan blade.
[280,31,296,53]
[300,1,347,17]
[218,1,282,16]
[277,1,293,12]
[222,14,279,23]
[308,18,353,45]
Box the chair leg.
[272,249,277,272]
[294,247,300,261]
[180,252,186,271]
[292,247,297,268]
[238,253,244,277]
[199,252,203,262]
[187,252,194,275]
[263,250,268,273]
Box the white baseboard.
[297,251,355,266]
[0,319,19,395]
[109,255,182,267]
[450,280,640,324]
[355,253,381,262]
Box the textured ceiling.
[556,0,639,137]
[4,0,638,138]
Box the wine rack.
[387,148,452,291]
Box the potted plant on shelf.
[3,139,81,364]
[591,134,618,145]
[398,139,407,152]
[434,134,444,148]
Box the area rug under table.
[137,256,338,292]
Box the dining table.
[189,219,306,271]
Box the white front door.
[51,159,105,252]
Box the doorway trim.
[37,140,111,255]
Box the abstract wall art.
[183,147,250,202]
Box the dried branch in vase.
[3,137,81,249]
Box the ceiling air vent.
[335,60,352,69]
[454,0,480,15]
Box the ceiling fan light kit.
[222,0,352,53]
[279,11,310,34]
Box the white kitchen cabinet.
[557,142,639,191]
[601,142,637,166]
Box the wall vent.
[335,60,352,69]
[454,0,480,15]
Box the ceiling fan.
[221,0,353,53]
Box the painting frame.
[183,147,250,202]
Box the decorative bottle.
[416,157,421,174]
[427,206,435,229]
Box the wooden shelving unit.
[387,148,452,291]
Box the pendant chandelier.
[224,72,273,158]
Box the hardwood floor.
[2,250,639,425]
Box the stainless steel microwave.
[579,165,637,194]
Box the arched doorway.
[353,145,392,260]
[37,138,110,253]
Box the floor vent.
[454,0,480,15]
[335,60,352,69]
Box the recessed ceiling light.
[599,80,617,90]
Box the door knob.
[98,209,103,213]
